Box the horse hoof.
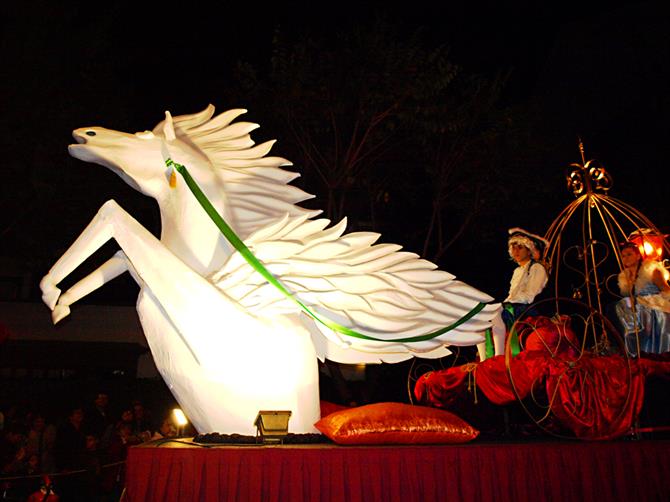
[52,304,71,324]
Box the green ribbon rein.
[168,159,488,343]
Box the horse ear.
[163,111,176,141]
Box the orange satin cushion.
[314,402,479,445]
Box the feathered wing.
[210,214,500,363]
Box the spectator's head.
[27,453,40,471]
[31,414,46,432]
[94,393,109,410]
[68,407,84,428]
[158,417,177,438]
[119,409,134,423]
[85,434,99,451]
[132,401,145,420]
[117,422,133,440]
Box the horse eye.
[85,131,96,137]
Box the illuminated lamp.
[172,408,189,436]
[628,228,666,260]
[254,410,292,444]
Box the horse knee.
[99,199,121,219]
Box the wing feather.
[211,215,499,362]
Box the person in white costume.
[504,228,549,309]
[477,228,548,360]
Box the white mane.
[153,104,320,240]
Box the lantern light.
[628,228,666,261]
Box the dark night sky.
[1,0,667,303]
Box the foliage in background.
[231,17,528,267]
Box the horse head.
[67,105,320,273]
[68,112,209,199]
[69,106,319,241]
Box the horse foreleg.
[40,200,121,310]
[43,200,244,353]
[51,251,130,323]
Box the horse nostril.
[85,130,96,136]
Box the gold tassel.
[462,363,479,404]
[169,169,177,188]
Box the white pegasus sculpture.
[40,105,501,434]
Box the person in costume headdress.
[477,228,549,361]
[502,227,549,327]
[615,240,670,356]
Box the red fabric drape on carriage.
[415,316,670,439]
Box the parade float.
[38,108,670,500]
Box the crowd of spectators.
[0,392,180,502]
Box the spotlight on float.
[254,410,292,444]
[172,408,189,436]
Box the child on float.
[615,241,670,356]
[502,228,549,325]
[478,228,549,361]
